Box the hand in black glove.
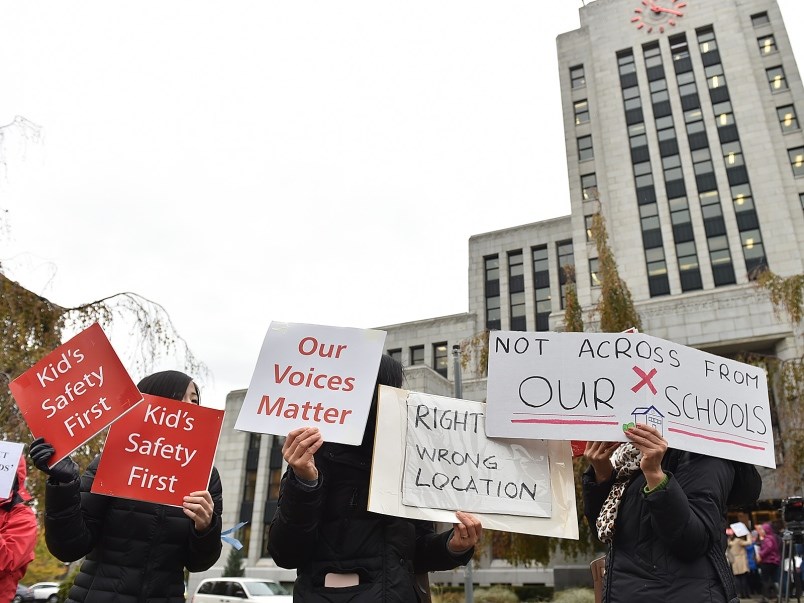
[29,437,79,483]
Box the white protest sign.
[235,322,386,445]
[403,393,551,517]
[370,386,578,539]
[0,441,25,500]
[486,331,774,468]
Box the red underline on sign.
[511,412,616,417]
[667,421,767,444]
[667,427,766,450]
[511,419,620,425]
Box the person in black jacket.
[583,423,761,603]
[268,354,483,602]
[28,370,223,603]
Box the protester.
[28,370,222,603]
[268,354,483,602]
[726,529,751,599]
[757,521,781,603]
[746,529,762,596]
[0,454,37,602]
[583,424,762,603]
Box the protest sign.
[235,322,386,445]
[486,330,774,468]
[370,385,578,539]
[10,323,143,464]
[92,394,224,506]
[0,441,25,500]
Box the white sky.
[2,1,803,409]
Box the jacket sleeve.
[0,504,37,573]
[44,455,110,562]
[267,468,325,569]
[412,520,473,573]
[582,465,616,539]
[185,465,224,572]
[643,453,734,561]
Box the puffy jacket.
[0,458,37,602]
[583,450,741,603]
[44,454,223,603]
[268,443,473,602]
[758,522,780,566]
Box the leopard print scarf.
[596,443,643,543]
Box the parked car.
[13,584,35,603]
[28,582,60,603]
[191,578,292,602]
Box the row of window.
[387,343,448,377]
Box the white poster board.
[369,386,578,539]
[235,322,386,445]
[0,441,25,500]
[486,331,775,468]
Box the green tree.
[23,529,67,583]
[222,546,245,577]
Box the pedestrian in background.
[757,521,781,603]
[0,454,37,602]
[28,370,222,603]
[726,528,751,599]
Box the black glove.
[29,437,79,483]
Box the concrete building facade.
[194,0,803,591]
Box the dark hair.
[137,370,198,403]
[358,355,404,453]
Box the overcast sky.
[2,1,803,409]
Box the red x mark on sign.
[631,366,658,395]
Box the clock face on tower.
[631,0,687,34]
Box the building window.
[410,346,424,366]
[557,240,575,309]
[485,255,499,282]
[510,291,526,331]
[532,245,551,332]
[670,35,690,61]
[570,65,586,88]
[618,51,636,76]
[509,250,524,281]
[722,141,744,167]
[486,296,501,330]
[741,229,767,275]
[656,115,676,142]
[662,154,683,181]
[574,99,590,125]
[751,12,770,27]
[629,122,648,148]
[705,63,726,89]
[585,214,595,241]
[578,135,594,161]
[508,250,525,330]
[778,105,799,132]
[791,147,804,177]
[713,100,734,127]
[649,78,670,104]
[484,255,501,330]
[589,257,601,287]
[757,34,777,55]
[732,184,755,213]
[581,173,598,200]
[767,66,788,92]
[634,161,654,188]
[692,148,714,176]
[623,85,642,111]
[697,29,717,54]
[677,70,697,97]
[432,342,448,378]
[643,43,663,69]
[388,348,402,363]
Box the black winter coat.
[44,454,223,603]
[583,450,739,603]
[268,443,473,602]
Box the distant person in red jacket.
[0,453,37,602]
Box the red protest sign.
[91,394,224,506]
[9,323,143,464]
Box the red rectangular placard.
[91,394,224,506]
[10,323,143,464]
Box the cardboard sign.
[92,394,224,506]
[402,392,552,517]
[369,386,578,539]
[10,323,143,464]
[235,322,386,445]
[486,331,775,468]
[0,441,25,500]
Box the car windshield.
[245,581,288,596]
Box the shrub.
[474,585,520,603]
[552,587,595,603]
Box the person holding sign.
[267,354,483,602]
[28,370,222,603]
[582,423,761,603]
[0,454,37,602]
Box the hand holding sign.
[625,423,668,488]
[583,441,620,484]
[447,511,483,554]
[28,437,79,483]
[183,490,215,531]
[282,427,323,482]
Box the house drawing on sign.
[632,406,664,435]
